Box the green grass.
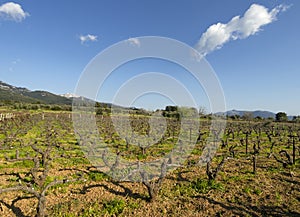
[88,171,110,182]
[55,156,90,167]
[191,148,203,155]
[253,188,263,195]
[51,200,80,217]
[192,179,225,194]
[173,178,225,197]
[243,186,251,194]
[9,159,35,168]
[226,175,242,183]
[102,199,126,216]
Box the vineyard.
[0,111,299,217]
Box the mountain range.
[0,81,294,118]
[216,110,297,120]
[215,109,276,119]
[0,81,72,105]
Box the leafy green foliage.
[102,199,126,215]
[275,112,288,122]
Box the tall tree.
[275,112,288,122]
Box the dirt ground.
[0,157,299,217]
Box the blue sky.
[0,0,299,115]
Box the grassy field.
[0,111,299,217]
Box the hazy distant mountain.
[252,111,277,119]
[0,81,71,105]
[216,109,276,119]
[0,81,294,117]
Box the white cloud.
[0,2,29,22]
[195,4,289,57]
[127,37,141,47]
[79,34,98,44]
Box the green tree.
[292,116,300,123]
[275,112,288,122]
[165,105,178,112]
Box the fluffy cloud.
[195,4,289,57]
[127,37,141,47]
[0,2,29,22]
[79,34,98,44]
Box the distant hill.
[0,81,71,105]
[216,109,276,119]
[0,81,116,109]
[0,81,295,118]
